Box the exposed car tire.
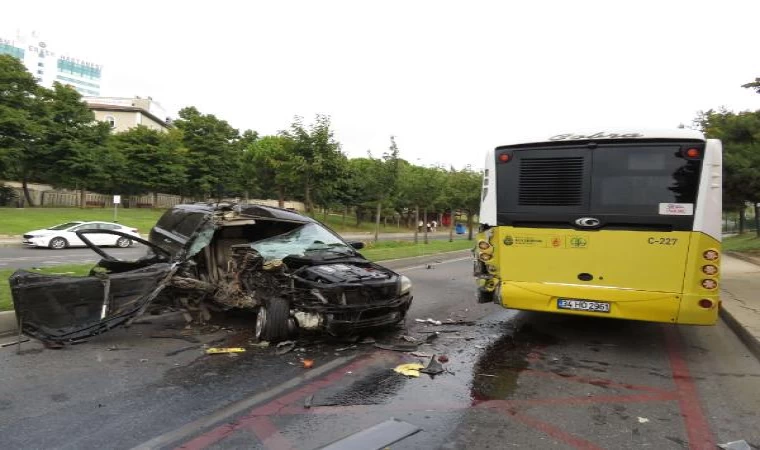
[48,237,68,250]
[115,237,132,248]
[254,297,291,343]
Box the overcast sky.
[2,1,759,169]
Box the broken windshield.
[250,222,355,261]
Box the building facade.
[83,97,170,133]
[0,31,102,96]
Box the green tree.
[243,135,299,206]
[110,125,188,204]
[280,115,344,213]
[397,164,445,243]
[173,106,241,200]
[741,77,760,94]
[0,54,46,204]
[41,83,113,207]
[441,167,483,240]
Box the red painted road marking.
[509,410,605,450]
[663,325,716,450]
[174,327,718,450]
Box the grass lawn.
[0,207,165,236]
[0,239,473,312]
[723,233,760,254]
[0,208,423,236]
[1,264,94,312]
[359,239,473,261]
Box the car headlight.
[398,275,412,295]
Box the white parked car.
[22,221,141,249]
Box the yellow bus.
[474,130,722,325]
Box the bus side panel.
[676,232,720,325]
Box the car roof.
[173,203,316,223]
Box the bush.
[0,185,17,207]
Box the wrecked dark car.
[9,203,413,344]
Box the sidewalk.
[720,254,760,360]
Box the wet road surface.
[0,258,758,449]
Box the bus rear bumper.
[498,281,718,325]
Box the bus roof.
[495,129,705,148]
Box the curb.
[0,310,18,338]
[721,252,760,361]
[0,248,474,338]
[719,307,760,361]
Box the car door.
[96,223,121,245]
[69,224,104,246]
[9,230,175,342]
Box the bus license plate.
[557,298,610,313]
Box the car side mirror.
[349,241,365,250]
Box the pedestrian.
[418,220,423,232]
[426,222,432,233]
[431,220,437,232]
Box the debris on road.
[302,359,315,369]
[358,337,376,344]
[150,331,200,343]
[420,355,445,375]
[477,374,497,377]
[375,342,419,352]
[0,338,30,348]
[275,340,296,355]
[717,440,751,450]
[400,335,418,342]
[415,318,442,326]
[106,345,131,351]
[304,394,314,409]
[425,333,439,344]
[251,341,270,348]
[320,418,421,450]
[335,345,357,352]
[636,417,649,424]
[165,344,203,356]
[410,351,433,358]
[393,363,425,377]
[206,347,246,355]
[437,355,449,363]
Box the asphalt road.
[1,257,758,449]
[0,232,462,269]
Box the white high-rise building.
[0,31,102,96]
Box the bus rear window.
[590,146,701,215]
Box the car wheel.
[48,237,68,250]
[116,237,132,248]
[254,297,291,343]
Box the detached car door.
[9,230,175,343]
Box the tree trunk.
[80,188,86,209]
[153,192,159,208]
[739,207,746,234]
[449,207,454,242]
[414,206,419,244]
[323,207,328,222]
[374,201,381,243]
[755,203,760,238]
[467,209,474,240]
[424,208,429,244]
[343,206,347,227]
[277,186,285,208]
[21,176,35,207]
[304,181,312,213]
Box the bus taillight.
[701,279,718,290]
[497,153,512,163]
[698,299,714,309]
[703,249,720,261]
[684,148,701,159]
